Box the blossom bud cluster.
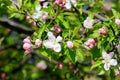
[23,36,42,54]
[54,0,77,9]
[85,39,96,50]
[98,26,107,36]
[23,36,32,54]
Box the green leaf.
[112,9,119,18]
[75,49,84,61]
[91,60,102,70]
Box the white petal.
[47,31,55,40]
[32,11,42,19]
[43,40,53,48]
[36,5,41,11]
[104,63,110,71]
[65,2,71,9]
[109,52,114,59]
[110,59,117,66]
[53,43,61,52]
[56,36,62,42]
[102,50,108,59]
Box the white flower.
[32,5,48,22]
[65,0,77,9]
[83,17,94,29]
[43,31,62,52]
[102,51,117,71]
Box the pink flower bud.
[115,70,120,76]
[115,19,120,26]
[42,13,48,21]
[69,62,73,70]
[54,25,62,33]
[1,73,6,80]
[25,49,31,54]
[67,41,74,49]
[98,26,107,36]
[36,61,47,70]
[35,39,42,47]
[58,62,64,69]
[55,0,62,5]
[103,5,111,11]
[87,39,95,44]
[25,16,30,21]
[23,36,31,43]
[23,43,31,50]
[85,39,96,49]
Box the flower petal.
[110,59,117,66]
[109,52,114,59]
[56,36,62,42]
[104,63,110,71]
[43,40,53,48]
[47,31,55,40]
[36,5,41,11]
[53,43,61,52]
[102,50,108,59]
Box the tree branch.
[0,17,33,35]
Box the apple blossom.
[58,62,64,69]
[85,39,96,49]
[32,5,48,22]
[53,25,62,33]
[102,51,117,71]
[23,36,31,43]
[43,31,62,52]
[36,61,47,70]
[115,70,120,76]
[66,41,74,49]
[115,19,120,26]
[65,0,77,9]
[35,39,42,47]
[23,36,32,54]
[98,26,107,36]
[83,17,94,29]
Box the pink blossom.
[55,0,62,5]
[25,49,31,54]
[98,26,107,36]
[85,39,96,49]
[42,12,48,21]
[23,43,31,50]
[23,36,31,43]
[115,70,120,76]
[58,62,64,69]
[35,39,42,47]
[67,41,74,49]
[54,25,62,33]
[115,19,120,26]
[23,36,32,54]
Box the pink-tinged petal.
[43,40,53,48]
[53,43,61,52]
[109,52,114,59]
[104,63,110,71]
[36,61,47,70]
[56,36,62,42]
[23,43,31,50]
[47,31,55,40]
[110,59,118,66]
[36,5,41,11]
[102,50,108,59]
[35,39,42,47]
[67,41,74,49]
